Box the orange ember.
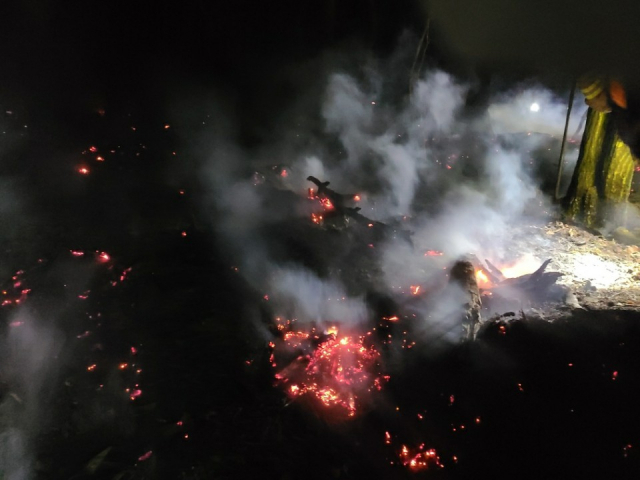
[399,444,442,471]
[320,198,334,210]
[274,325,387,418]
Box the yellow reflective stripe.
[581,81,605,100]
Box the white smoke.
[0,312,62,480]
[195,39,584,345]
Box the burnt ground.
[2,109,640,480]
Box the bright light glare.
[530,102,540,112]
[569,253,625,288]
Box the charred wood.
[449,260,482,341]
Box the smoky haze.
[189,35,585,345]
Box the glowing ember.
[96,251,110,262]
[130,389,142,400]
[78,167,90,175]
[320,198,334,210]
[274,326,387,418]
[89,146,98,152]
[353,194,361,202]
[137,451,152,462]
[424,250,443,256]
[399,444,442,470]
[280,169,288,178]
[410,285,421,295]
[326,326,339,336]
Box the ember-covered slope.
[3,105,640,477]
[4,68,640,480]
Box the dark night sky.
[0,1,422,125]
[3,0,640,132]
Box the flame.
[410,285,420,295]
[475,270,490,288]
[424,250,443,256]
[476,255,544,289]
[500,255,542,278]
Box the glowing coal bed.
[272,323,388,419]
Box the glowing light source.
[475,270,490,287]
[568,253,626,288]
[530,102,540,112]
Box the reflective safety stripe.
[581,80,605,100]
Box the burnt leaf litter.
[2,106,640,480]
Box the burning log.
[307,176,413,244]
[484,259,506,283]
[307,176,356,211]
[487,259,562,297]
[479,258,568,312]
[449,260,482,341]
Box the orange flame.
[475,270,490,288]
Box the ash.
[506,221,640,311]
